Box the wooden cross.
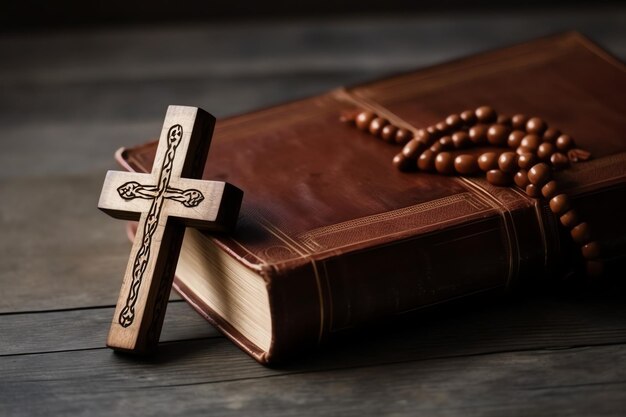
[98,105,243,354]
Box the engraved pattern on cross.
[98,105,243,354]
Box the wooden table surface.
[1,8,625,416]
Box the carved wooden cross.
[98,105,243,354]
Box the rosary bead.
[475,106,497,123]
[541,180,559,199]
[514,170,530,188]
[469,124,489,144]
[430,141,444,153]
[439,135,455,150]
[560,209,579,228]
[392,153,413,171]
[497,114,511,126]
[369,117,389,136]
[402,138,425,159]
[487,124,511,146]
[537,142,555,160]
[586,260,604,278]
[395,128,412,145]
[454,154,479,175]
[460,110,477,125]
[426,125,439,137]
[550,152,569,170]
[417,150,436,171]
[508,130,525,148]
[355,111,375,130]
[478,152,500,171]
[436,121,449,135]
[556,134,575,151]
[549,194,571,215]
[520,134,542,151]
[581,241,601,259]
[486,169,512,186]
[416,129,434,145]
[452,131,471,149]
[517,153,539,169]
[381,124,398,142]
[446,114,462,130]
[498,152,519,173]
[528,163,551,185]
[435,152,455,175]
[526,117,547,135]
[543,127,561,143]
[516,146,535,155]
[511,114,529,130]
[571,222,592,244]
[525,183,542,198]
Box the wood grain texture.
[1,9,626,417]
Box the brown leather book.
[117,32,626,364]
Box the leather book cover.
[117,32,626,363]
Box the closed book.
[116,32,626,364]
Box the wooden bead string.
[342,106,602,278]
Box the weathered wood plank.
[1,343,624,417]
[0,301,219,356]
[2,288,625,365]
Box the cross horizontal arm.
[166,178,243,232]
[98,171,154,221]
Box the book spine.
[265,180,626,363]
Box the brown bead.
[549,194,571,215]
[541,180,559,199]
[417,150,436,171]
[430,141,444,153]
[475,106,497,123]
[469,124,489,144]
[392,153,413,171]
[507,130,525,148]
[426,125,439,137]
[355,111,375,130]
[487,124,511,146]
[581,242,601,259]
[525,183,542,198]
[528,163,551,185]
[395,128,412,145]
[537,142,555,160]
[497,114,511,125]
[435,152,455,175]
[452,131,471,149]
[402,138,425,159]
[381,124,398,142]
[520,134,542,151]
[586,260,604,278]
[514,170,530,188]
[511,114,529,130]
[543,127,561,143]
[439,135,454,150]
[516,146,535,156]
[571,222,592,244]
[556,134,575,151]
[416,130,434,146]
[518,153,539,170]
[435,121,449,135]
[460,110,477,125]
[550,152,569,170]
[559,209,579,228]
[498,152,519,173]
[445,114,462,130]
[454,155,479,175]
[526,117,547,135]
[369,117,388,136]
[478,152,499,171]
[486,169,512,186]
